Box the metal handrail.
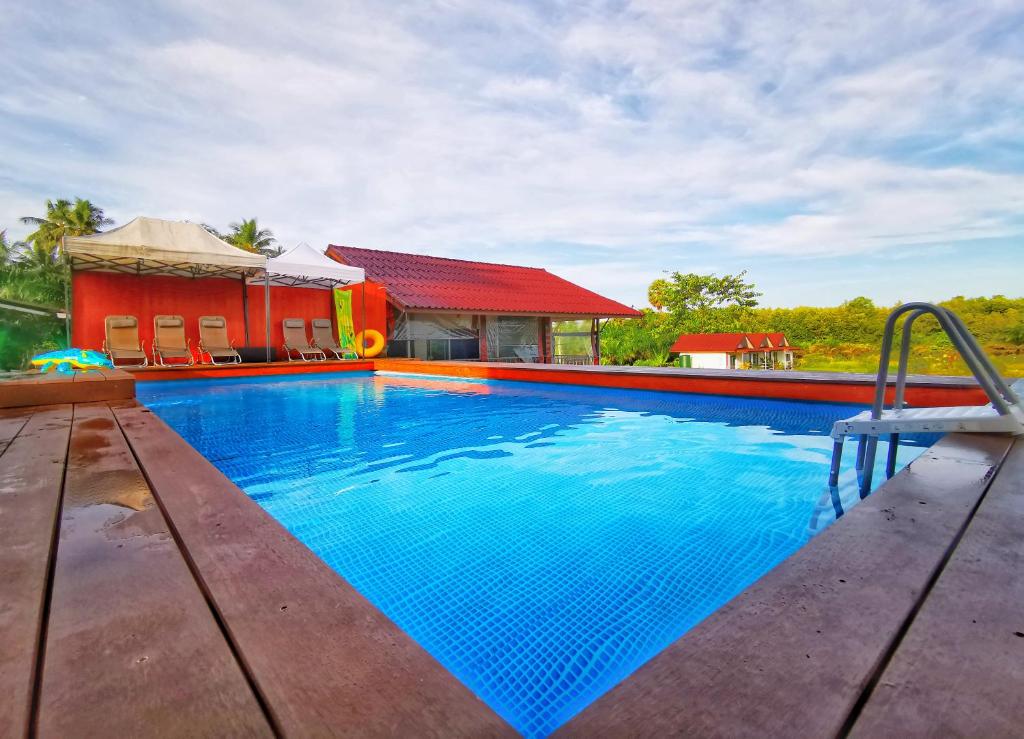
[856,302,1016,497]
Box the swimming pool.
[139,372,933,737]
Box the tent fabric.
[260,242,364,289]
[65,216,266,275]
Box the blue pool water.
[139,372,933,736]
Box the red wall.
[72,272,338,360]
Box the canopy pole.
[62,237,71,347]
[60,238,71,348]
[361,281,367,358]
[241,273,250,346]
[265,273,271,363]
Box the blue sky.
[2,0,1023,308]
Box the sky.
[2,0,1023,309]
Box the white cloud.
[1,0,1022,307]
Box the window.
[487,316,539,361]
[390,312,480,360]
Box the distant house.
[326,245,641,363]
[668,332,796,370]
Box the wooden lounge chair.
[152,314,194,366]
[282,318,326,361]
[198,316,241,365]
[311,318,356,360]
[103,315,148,367]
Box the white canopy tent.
[261,242,364,288]
[65,216,266,277]
[250,243,365,361]
[64,219,365,361]
[64,217,268,348]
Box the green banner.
[333,288,356,351]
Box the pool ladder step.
[828,302,1023,498]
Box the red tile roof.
[326,245,642,317]
[669,332,796,353]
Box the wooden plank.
[0,406,73,738]
[36,404,273,737]
[0,410,30,456]
[557,433,1013,738]
[113,404,513,737]
[71,369,104,382]
[850,437,1024,736]
[0,370,135,409]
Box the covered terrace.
[65,218,364,363]
[326,245,642,364]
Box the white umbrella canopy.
[258,242,364,288]
[65,216,266,277]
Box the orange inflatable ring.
[355,329,385,358]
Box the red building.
[668,332,796,370]
[327,246,640,363]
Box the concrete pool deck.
[1,366,1020,736]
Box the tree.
[651,270,761,316]
[600,310,680,365]
[224,218,281,256]
[20,198,113,256]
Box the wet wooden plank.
[36,404,273,737]
[0,406,73,738]
[113,403,513,737]
[850,437,1024,737]
[0,410,30,456]
[71,370,105,382]
[557,433,1013,738]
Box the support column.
[241,273,250,346]
[539,317,553,363]
[264,274,271,362]
[478,315,488,361]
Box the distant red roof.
[669,332,795,353]
[326,245,641,317]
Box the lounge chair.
[103,315,148,367]
[152,314,195,366]
[311,318,356,360]
[282,318,326,361]
[512,346,540,363]
[198,316,242,365]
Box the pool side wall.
[125,358,989,407]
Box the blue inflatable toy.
[31,349,114,374]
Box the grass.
[795,344,1024,378]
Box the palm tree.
[20,198,113,259]
[224,218,281,256]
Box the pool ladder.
[828,302,1024,498]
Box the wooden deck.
[558,432,1024,737]
[0,399,509,738]
[1,368,1021,737]
[0,368,134,409]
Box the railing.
[553,354,594,365]
[830,302,1020,497]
